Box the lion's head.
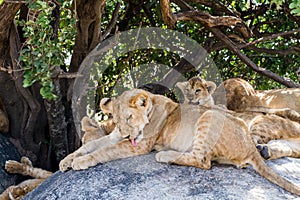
[176,77,216,106]
[213,78,256,110]
[100,89,153,146]
[100,89,177,146]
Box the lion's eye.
[195,89,201,94]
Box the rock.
[24,153,300,200]
[0,134,20,193]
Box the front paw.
[59,155,75,172]
[9,186,27,200]
[155,151,180,163]
[5,160,25,174]
[71,155,97,171]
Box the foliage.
[16,0,300,100]
[19,0,76,99]
[289,0,300,16]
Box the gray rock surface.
[0,134,20,193]
[24,153,300,200]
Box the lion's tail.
[250,152,300,196]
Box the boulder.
[0,134,20,193]
[24,153,300,200]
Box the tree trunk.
[0,2,50,169]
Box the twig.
[240,28,300,48]
[4,0,26,3]
[57,72,83,79]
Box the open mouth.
[124,130,143,147]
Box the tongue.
[131,138,138,147]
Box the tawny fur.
[0,157,52,200]
[176,77,216,106]
[177,77,300,160]
[81,116,115,144]
[60,89,300,196]
[213,78,300,113]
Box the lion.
[81,97,116,144]
[213,78,300,113]
[176,77,300,160]
[0,157,53,200]
[59,89,300,195]
[176,77,217,106]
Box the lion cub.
[213,78,300,113]
[60,89,300,196]
[0,157,52,200]
[176,77,300,160]
[176,77,216,106]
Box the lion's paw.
[9,186,26,200]
[155,151,180,163]
[5,160,25,174]
[256,144,271,159]
[71,155,96,171]
[59,155,75,172]
[20,156,33,167]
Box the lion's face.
[176,77,216,105]
[100,89,152,146]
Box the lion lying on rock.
[60,89,300,195]
[213,78,300,113]
[176,77,300,160]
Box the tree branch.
[100,2,120,42]
[209,27,299,88]
[89,0,107,51]
[9,22,41,161]
[160,0,176,28]
[240,28,300,49]
[174,10,242,27]
[185,0,239,16]
[247,46,300,56]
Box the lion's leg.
[81,117,115,144]
[249,115,300,144]
[245,107,300,123]
[257,138,300,160]
[155,150,212,169]
[156,110,224,170]
[60,129,122,171]
[0,186,11,200]
[5,157,52,179]
[0,179,44,200]
[71,138,153,170]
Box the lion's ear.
[129,92,149,109]
[175,81,188,92]
[100,98,113,114]
[207,81,217,94]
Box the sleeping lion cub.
[213,78,300,113]
[176,77,300,160]
[60,89,300,195]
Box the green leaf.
[0,0,4,5]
